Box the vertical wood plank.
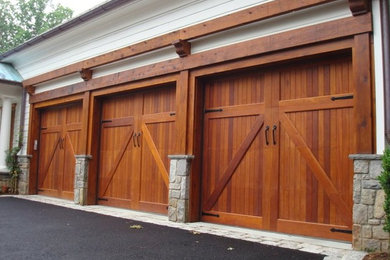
[176,70,189,154]
[87,97,101,204]
[188,75,202,221]
[80,92,90,154]
[353,33,373,153]
[28,104,40,194]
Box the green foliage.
[5,132,23,194]
[378,148,390,232]
[0,0,73,54]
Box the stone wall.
[350,154,389,252]
[74,155,92,205]
[17,155,32,195]
[168,155,194,223]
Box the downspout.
[381,0,390,146]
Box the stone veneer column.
[17,154,32,195]
[168,155,194,222]
[74,155,92,205]
[350,154,389,252]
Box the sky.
[52,0,109,16]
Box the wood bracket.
[79,68,93,81]
[173,39,191,58]
[25,85,36,95]
[348,0,370,16]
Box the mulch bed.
[363,253,390,260]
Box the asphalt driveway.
[0,197,325,259]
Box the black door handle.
[137,132,142,147]
[265,126,270,146]
[133,133,137,147]
[272,125,277,145]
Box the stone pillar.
[350,154,389,252]
[74,155,92,205]
[17,154,32,195]
[0,97,13,171]
[168,155,194,222]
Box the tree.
[0,0,73,54]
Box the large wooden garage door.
[37,102,82,200]
[201,57,355,241]
[97,85,175,214]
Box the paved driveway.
[0,197,325,259]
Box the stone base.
[74,155,92,205]
[168,155,194,223]
[350,154,389,252]
[17,155,32,195]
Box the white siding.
[34,0,352,93]
[7,0,270,79]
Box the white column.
[0,97,13,171]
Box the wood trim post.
[175,71,189,153]
[86,96,102,204]
[80,92,91,154]
[353,33,373,153]
[27,104,40,194]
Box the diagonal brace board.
[204,115,264,211]
[100,128,134,197]
[141,123,169,187]
[39,136,62,187]
[280,113,352,225]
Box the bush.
[378,148,390,232]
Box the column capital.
[0,95,18,103]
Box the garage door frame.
[187,35,373,240]
[28,93,90,196]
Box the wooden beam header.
[22,0,338,87]
[29,14,371,104]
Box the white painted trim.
[372,0,385,154]
[192,0,351,54]
[34,0,352,94]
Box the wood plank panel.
[139,86,176,213]
[37,102,82,200]
[97,84,176,214]
[277,57,354,240]
[97,92,140,205]
[200,54,358,241]
[201,70,266,224]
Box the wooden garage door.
[97,85,175,214]
[37,103,82,200]
[201,57,356,241]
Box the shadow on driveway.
[0,197,325,259]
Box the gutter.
[0,79,22,87]
[381,0,390,145]
[0,0,135,60]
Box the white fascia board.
[372,0,385,154]
[192,0,351,53]
[33,0,353,94]
[7,0,269,79]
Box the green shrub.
[5,145,21,194]
[378,148,390,232]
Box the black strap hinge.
[202,212,220,217]
[330,228,352,234]
[98,198,108,201]
[204,108,223,114]
[331,95,353,101]
[101,120,112,123]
